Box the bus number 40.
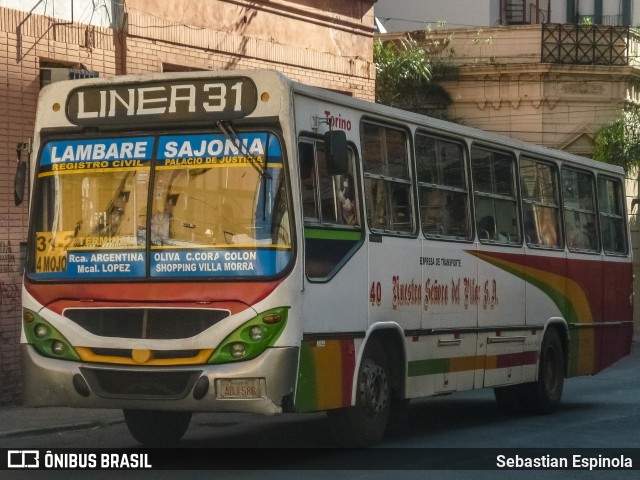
[369,281,381,307]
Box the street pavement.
[0,404,124,439]
[1,334,638,440]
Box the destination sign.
[66,77,258,126]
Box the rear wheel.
[123,410,192,446]
[328,338,391,447]
[523,328,565,413]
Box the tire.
[523,328,565,414]
[123,410,192,446]
[328,338,391,447]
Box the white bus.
[18,69,634,447]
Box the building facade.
[0,0,377,404]
[375,0,639,32]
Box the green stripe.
[408,358,450,377]
[295,341,318,411]
[304,228,362,241]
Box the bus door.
[295,134,368,412]
[471,146,526,388]
[297,136,367,334]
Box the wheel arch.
[358,322,407,402]
[541,318,570,378]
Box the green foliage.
[374,38,431,106]
[593,108,640,173]
[373,35,457,117]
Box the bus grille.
[80,367,202,400]
[64,308,229,339]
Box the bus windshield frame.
[26,130,293,282]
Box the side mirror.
[324,130,349,175]
[14,143,29,206]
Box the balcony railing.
[541,23,638,66]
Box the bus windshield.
[29,132,292,280]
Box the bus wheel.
[524,328,565,414]
[123,409,192,446]
[328,338,390,447]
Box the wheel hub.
[359,361,388,416]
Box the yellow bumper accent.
[75,347,214,366]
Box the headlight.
[22,309,80,361]
[208,307,289,364]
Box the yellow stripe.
[311,341,344,410]
[150,244,292,250]
[156,163,283,171]
[472,251,595,375]
[76,347,214,366]
[38,166,149,177]
[450,355,478,373]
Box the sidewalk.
[0,405,124,439]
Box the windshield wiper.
[216,121,271,180]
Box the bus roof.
[35,68,625,176]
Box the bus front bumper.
[21,344,298,415]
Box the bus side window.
[598,176,628,255]
[520,158,562,249]
[471,146,520,244]
[361,121,413,234]
[562,167,599,252]
[298,138,359,227]
[416,133,471,240]
[299,140,320,222]
[299,136,362,281]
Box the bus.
[18,69,634,447]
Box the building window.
[40,61,98,89]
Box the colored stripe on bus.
[303,228,362,241]
[468,251,595,376]
[407,350,538,377]
[295,338,356,412]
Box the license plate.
[216,378,262,399]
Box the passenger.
[337,174,358,225]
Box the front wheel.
[123,410,192,446]
[327,338,391,447]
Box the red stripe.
[340,339,356,407]
[495,350,538,368]
[25,278,282,314]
